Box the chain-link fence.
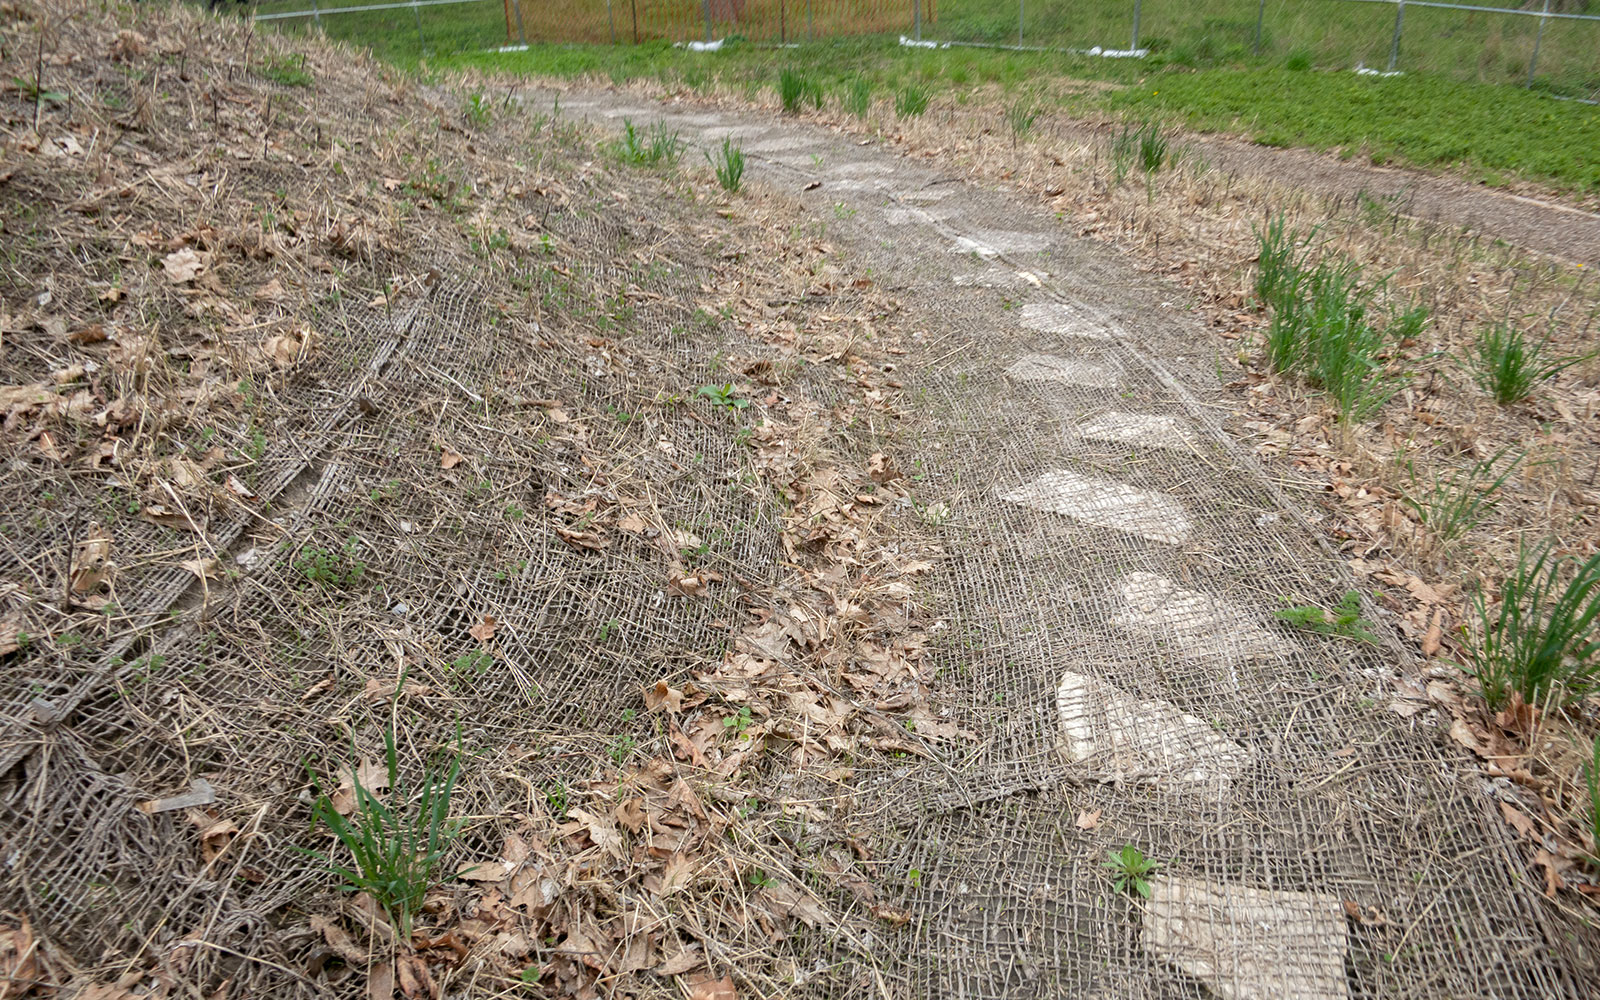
[924,0,1599,92]
[251,0,1600,96]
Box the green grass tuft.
[300,729,465,940]
[1468,542,1600,711]
[707,137,746,192]
[613,119,684,167]
[842,76,873,117]
[894,82,930,119]
[1470,322,1594,406]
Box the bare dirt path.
[548,85,1599,997]
[1188,133,1600,266]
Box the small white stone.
[1004,354,1119,388]
[1076,412,1200,452]
[1018,302,1114,339]
[1144,877,1352,1000]
[1056,671,1249,792]
[1001,470,1191,545]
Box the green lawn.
[1113,66,1600,192]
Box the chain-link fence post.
[1019,0,1024,47]
[807,0,813,41]
[309,0,321,31]
[1131,0,1143,51]
[1527,0,1552,87]
[914,0,921,42]
[702,0,712,42]
[606,0,616,44]
[1253,0,1265,56]
[410,0,426,56]
[509,0,526,47]
[1387,0,1405,73]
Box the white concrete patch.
[1003,354,1117,388]
[951,236,1002,259]
[597,107,654,120]
[885,205,956,226]
[748,136,813,153]
[1144,877,1352,1000]
[953,270,1011,288]
[976,229,1052,253]
[898,187,954,203]
[1001,470,1192,545]
[1112,573,1296,664]
[1076,412,1200,452]
[827,161,894,177]
[1018,302,1114,340]
[698,126,769,142]
[1055,671,1249,792]
[830,178,892,193]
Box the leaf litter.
[0,1,956,996]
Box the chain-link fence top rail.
[547,88,1600,997]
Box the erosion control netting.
[3,7,906,994]
[549,92,1600,998]
[4,175,905,992]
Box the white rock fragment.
[827,161,892,177]
[748,136,812,153]
[1076,412,1200,452]
[1003,354,1118,388]
[1143,877,1351,1000]
[1000,470,1191,545]
[1112,573,1296,663]
[1017,302,1114,339]
[1055,671,1249,792]
[950,230,1050,258]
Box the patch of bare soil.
[1188,134,1600,267]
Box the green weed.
[262,53,313,88]
[696,383,748,409]
[1467,542,1600,711]
[778,69,822,113]
[1469,322,1593,406]
[1253,212,1317,314]
[894,83,929,119]
[300,730,464,940]
[1103,845,1160,898]
[723,705,753,737]
[1005,99,1040,147]
[842,76,873,118]
[1401,447,1523,551]
[1275,591,1381,645]
[707,137,746,193]
[613,119,684,168]
[1255,223,1418,421]
[464,91,491,126]
[293,538,367,589]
